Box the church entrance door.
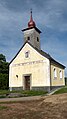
[24,76,30,90]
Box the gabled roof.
[9,41,65,69]
[38,50,65,69]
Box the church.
[9,11,65,92]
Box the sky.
[0,0,67,76]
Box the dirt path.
[0,95,42,102]
[0,93,67,119]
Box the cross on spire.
[30,8,32,15]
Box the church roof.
[40,50,65,69]
[9,41,65,69]
[22,26,41,33]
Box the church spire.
[22,10,41,50]
[28,9,36,28]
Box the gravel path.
[0,96,42,102]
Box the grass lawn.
[54,86,67,94]
[0,90,47,98]
[0,90,10,95]
[19,90,47,96]
[0,86,67,98]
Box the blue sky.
[0,0,67,76]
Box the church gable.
[10,42,49,65]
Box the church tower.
[22,10,41,50]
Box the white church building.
[9,11,65,91]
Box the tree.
[0,61,9,74]
[0,73,9,89]
[0,54,6,62]
[65,77,67,85]
[0,54,9,90]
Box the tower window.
[37,37,39,42]
[27,36,30,41]
[25,51,29,58]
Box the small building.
[9,11,65,91]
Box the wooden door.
[25,76,30,90]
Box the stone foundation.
[31,86,50,92]
[50,86,65,91]
[9,85,64,92]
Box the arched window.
[25,52,29,58]
[25,51,29,58]
[60,70,62,79]
[54,68,57,79]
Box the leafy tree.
[0,61,9,74]
[0,54,9,90]
[65,77,67,85]
[0,73,9,89]
[0,54,6,62]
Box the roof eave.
[22,26,41,33]
[50,58,65,69]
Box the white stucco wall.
[9,43,50,89]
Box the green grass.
[0,95,6,98]
[20,90,47,96]
[54,86,67,94]
[0,90,10,95]
[11,90,47,96]
[0,90,47,97]
[0,106,7,110]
